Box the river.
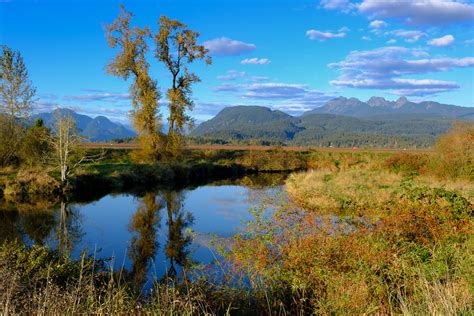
[0,173,287,288]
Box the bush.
[224,180,473,314]
[20,118,51,167]
[435,121,473,179]
[384,152,430,175]
[238,147,307,171]
[0,115,24,167]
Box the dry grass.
[0,242,223,315]
[286,168,403,217]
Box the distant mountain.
[193,106,302,140]
[304,96,474,118]
[33,109,136,142]
[191,99,472,148]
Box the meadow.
[0,123,472,315]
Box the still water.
[0,174,285,287]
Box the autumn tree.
[155,16,211,157]
[105,5,162,162]
[0,45,36,166]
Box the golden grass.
[286,168,403,217]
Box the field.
[80,142,434,153]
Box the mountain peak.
[395,96,409,107]
[304,95,472,118]
[33,108,136,141]
[367,97,389,107]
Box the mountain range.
[304,96,474,119]
[192,97,473,148]
[33,109,136,142]
[32,96,473,147]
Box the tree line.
[0,45,100,187]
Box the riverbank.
[1,148,472,315]
[223,150,473,314]
[0,148,392,202]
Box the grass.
[221,145,473,314]
[1,152,472,314]
[1,124,472,314]
[0,242,214,314]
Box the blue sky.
[1,0,473,123]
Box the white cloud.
[428,34,455,47]
[361,36,372,41]
[328,46,474,96]
[369,20,388,28]
[320,0,355,12]
[338,26,351,32]
[386,39,397,44]
[391,29,427,43]
[213,82,335,113]
[203,37,256,56]
[241,58,271,65]
[359,0,474,25]
[217,70,246,81]
[63,90,130,103]
[306,29,346,41]
[249,76,270,82]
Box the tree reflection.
[56,201,83,256]
[164,191,194,278]
[20,210,56,245]
[127,190,195,286]
[128,193,162,288]
[0,201,64,246]
[0,208,21,243]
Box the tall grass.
[0,242,227,315]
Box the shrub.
[384,152,430,175]
[435,121,474,179]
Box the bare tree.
[48,112,102,186]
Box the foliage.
[435,121,473,179]
[105,5,162,162]
[238,147,308,171]
[224,163,473,314]
[20,119,52,167]
[0,114,23,167]
[384,121,473,180]
[0,45,36,167]
[155,16,211,158]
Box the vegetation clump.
[226,153,473,314]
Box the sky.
[1,0,473,123]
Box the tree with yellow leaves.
[155,16,211,158]
[105,5,162,162]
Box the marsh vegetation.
[1,4,473,315]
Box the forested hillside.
[191,98,471,148]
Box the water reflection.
[128,193,162,287]
[55,201,83,256]
[0,174,286,287]
[163,192,194,278]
